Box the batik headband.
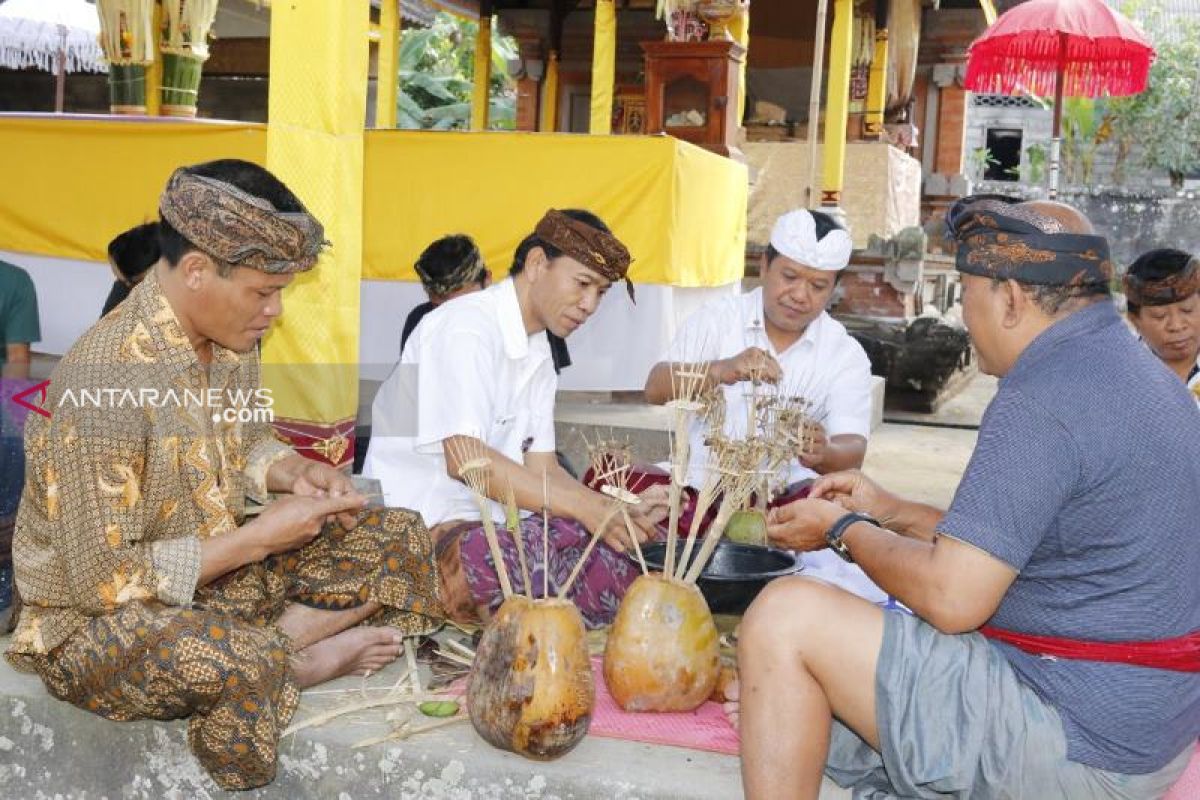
[159,169,327,273]
[534,209,635,301]
[416,248,486,297]
[1123,257,1200,307]
[769,209,853,272]
[946,195,1114,287]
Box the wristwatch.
[825,512,878,563]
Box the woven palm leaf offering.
[452,438,594,760]
[97,0,155,114]
[159,0,219,118]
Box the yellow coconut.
[466,596,594,759]
[603,573,720,712]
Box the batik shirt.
[7,272,293,664]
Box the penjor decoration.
[96,0,155,114]
[159,0,220,117]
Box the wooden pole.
[863,0,889,138]
[375,0,401,129]
[1050,32,1066,200]
[54,26,66,113]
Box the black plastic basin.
[640,541,803,615]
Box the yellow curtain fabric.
[262,0,370,465]
[0,117,266,261]
[470,18,492,131]
[375,0,401,129]
[589,0,616,135]
[362,131,746,287]
[0,120,747,289]
[539,50,559,132]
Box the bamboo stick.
[352,715,467,748]
[558,502,622,598]
[542,470,551,599]
[620,506,648,576]
[504,482,532,598]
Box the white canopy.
[0,0,107,74]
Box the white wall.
[4,251,738,392]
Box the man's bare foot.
[292,626,404,689]
[723,677,740,732]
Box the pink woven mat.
[587,658,740,756]
[452,657,740,756]
[1165,742,1200,800]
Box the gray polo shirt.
[939,300,1200,774]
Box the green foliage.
[395,12,518,131]
[1106,2,1200,187]
[969,146,998,179]
[1061,98,1113,185]
[1024,142,1047,185]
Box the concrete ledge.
[0,636,850,799]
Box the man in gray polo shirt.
[731,198,1199,799]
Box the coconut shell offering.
[603,573,720,712]
[467,596,594,760]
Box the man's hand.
[247,493,367,556]
[809,469,899,523]
[796,422,828,470]
[579,491,650,554]
[715,347,782,386]
[275,456,363,530]
[765,497,845,551]
[634,484,670,526]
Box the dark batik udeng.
[947,195,1115,287]
[1124,257,1200,307]
[158,169,327,274]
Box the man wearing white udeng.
[644,208,878,590]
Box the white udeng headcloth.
[769,209,853,272]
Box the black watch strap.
[825,511,878,563]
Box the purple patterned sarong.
[456,516,651,628]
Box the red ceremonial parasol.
[964,0,1155,197]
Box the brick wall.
[834,269,915,319]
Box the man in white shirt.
[364,209,666,626]
[643,208,876,585]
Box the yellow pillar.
[146,1,162,115]
[730,8,749,124]
[263,0,369,469]
[864,28,888,137]
[471,17,492,131]
[589,0,616,135]
[375,0,401,128]
[821,0,854,208]
[539,50,560,132]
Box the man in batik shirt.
[6,160,441,791]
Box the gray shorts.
[825,610,1192,800]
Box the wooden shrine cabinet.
[641,40,746,159]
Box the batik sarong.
[22,507,442,791]
[435,515,648,629]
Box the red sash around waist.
[979,625,1200,672]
